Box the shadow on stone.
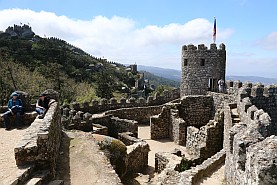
[55,132,71,184]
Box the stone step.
[47,180,64,185]
[231,108,239,116]
[2,164,35,185]
[231,114,239,118]
[232,118,241,123]
[23,170,50,185]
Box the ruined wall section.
[118,132,150,174]
[150,95,214,145]
[105,105,163,124]
[178,95,213,125]
[61,109,138,138]
[186,110,224,160]
[150,105,173,139]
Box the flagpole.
[213,17,216,44]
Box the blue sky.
[0,0,277,78]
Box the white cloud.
[227,57,277,78]
[0,8,233,69]
[258,32,277,50]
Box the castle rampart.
[224,85,277,184]
[62,88,180,114]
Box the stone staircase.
[4,164,64,185]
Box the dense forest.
[0,25,179,105]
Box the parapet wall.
[238,84,277,132]
[63,89,180,114]
[14,101,62,177]
[224,96,277,184]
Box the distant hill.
[226,76,277,85]
[0,25,139,103]
[138,65,277,85]
[138,65,181,82]
[141,71,179,88]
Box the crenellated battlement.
[225,94,276,184]
[182,43,225,52]
[237,83,277,98]
[62,89,180,114]
[226,80,277,98]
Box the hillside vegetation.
[0,25,180,105]
[0,34,135,105]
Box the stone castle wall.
[178,95,213,125]
[238,84,277,133]
[224,85,277,184]
[180,43,226,96]
[62,109,138,138]
[150,95,215,147]
[118,132,150,174]
[186,111,224,160]
[64,89,180,114]
[150,105,173,139]
[105,105,163,124]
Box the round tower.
[180,43,226,97]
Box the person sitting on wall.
[35,93,51,119]
[3,92,24,130]
[218,78,225,93]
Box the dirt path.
[0,127,27,185]
[55,131,122,185]
[138,125,187,167]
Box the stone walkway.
[0,127,27,185]
[138,124,187,167]
[137,125,225,185]
[55,131,122,185]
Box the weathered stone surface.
[224,87,277,185]
[106,105,163,124]
[126,141,149,173]
[93,134,127,178]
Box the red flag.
[213,17,216,43]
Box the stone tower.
[180,43,226,97]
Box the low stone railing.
[178,149,226,184]
[14,101,62,177]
